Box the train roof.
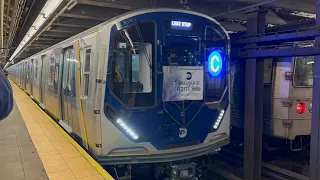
[11,8,229,66]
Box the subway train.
[231,56,313,151]
[7,9,231,179]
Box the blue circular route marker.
[208,51,223,77]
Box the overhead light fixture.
[116,119,139,140]
[290,11,316,19]
[4,62,9,69]
[213,110,225,129]
[9,0,64,62]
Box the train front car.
[96,9,230,177]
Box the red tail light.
[296,102,306,114]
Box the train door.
[23,61,27,90]
[26,61,31,93]
[61,47,76,132]
[30,59,34,96]
[40,55,46,104]
[19,64,22,86]
[20,63,22,87]
[18,64,22,86]
[33,59,41,101]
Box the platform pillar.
[310,0,320,179]
[243,6,266,180]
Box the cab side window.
[83,48,91,98]
[49,55,55,87]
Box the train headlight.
[213,110,225,129]
[296,102,306,114]
[208,51,223,77]
[116,119,139,140]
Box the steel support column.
[310,0,320,179]
[243,6,266,180]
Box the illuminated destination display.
[170,21,193,31]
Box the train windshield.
[168,43,200,66]
[294,56,314,87]
[108,21,155,108]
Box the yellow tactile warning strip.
[10,80,114,180]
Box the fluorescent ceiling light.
[290,11,316,19]
[307,61,314,65]
[9,0,63,62]
[4,62,9,69]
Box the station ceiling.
[1,0,317,65]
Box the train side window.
[64,51,70,90]
[68,49,75,91]
[27,62,29,79]
[34,59,39,82]
[293,56,314,87]
[83,48,91,98]
[49,55,55,86]
[67,48,77,98]
[25,62,28,79]
[30,60,34,82]
[71,63,76,97]
[264,58,273,84]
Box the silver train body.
[232,57,313,142]
[7,9,231,165]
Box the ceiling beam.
[4,14,11,21]
[51,23,91,28]
[33,39,59,44]
[36,37,61,41]
[266,11,287,25]
[40,32,71,38]
[54,17,101,27]
[31,43,55,47]
[47,26,86,34]
[219,21,247,31]
[77,0,134,10]
[64,4,127,20]
[46,29,77,33]
[4,1,13,10]
[237,0,315,13]
[60,13,106,21]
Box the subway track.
[201,149,309,180]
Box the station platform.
[2,80,114,180]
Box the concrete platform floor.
[0,102,48,180]
[9,80,112,180]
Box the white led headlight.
[213,110,225,129]
[116,119,139,140]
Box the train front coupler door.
[160,33,201,179]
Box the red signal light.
[296,102,306,114]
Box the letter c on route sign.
[208,51,223,77]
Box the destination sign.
[170,21,193,31]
